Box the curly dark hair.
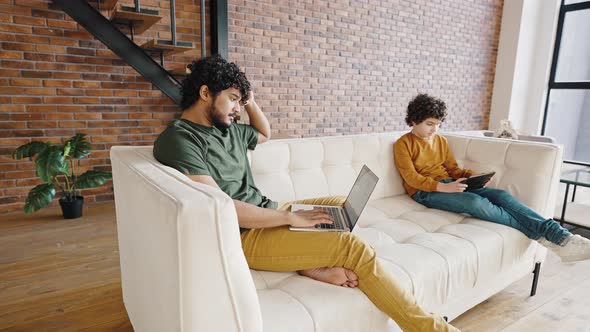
[405,93,447,126]
[181,55,251,110]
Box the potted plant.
[12,133,112,219]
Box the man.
[154,55,459,332]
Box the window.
[542,0,590,165]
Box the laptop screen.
[343,165,379,228]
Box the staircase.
[51,0,226,105]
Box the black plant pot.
[59,196,84,219]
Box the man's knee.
[340,233,376,258]
[341,232,364,246]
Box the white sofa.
[110,132,563,332]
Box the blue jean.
[412,181,571,245]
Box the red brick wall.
[1,0,503,214]
[0,0,205,213]
[228,0,503,138]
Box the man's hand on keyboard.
[288,209,334,228]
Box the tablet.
[460,171,496,191]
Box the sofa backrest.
[250,132,563,217]
[250,132,404,203]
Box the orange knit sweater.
[394,133,473,197]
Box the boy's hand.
[288,209,333,228]
[436,178,468,193]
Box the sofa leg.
[530,262,541,296]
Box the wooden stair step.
[141,39,194,55]
[110,5,162,34]
[88,0,119,11]
[167,65,192,76]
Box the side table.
[558,167,590,230]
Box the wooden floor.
[0,203,133,332]
[1,202,589,332]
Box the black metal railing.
[51,0,229,105]
[52,0,182,104]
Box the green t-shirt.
[153,119,277,210]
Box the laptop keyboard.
[315,206,346,229]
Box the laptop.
[289,165,379,232]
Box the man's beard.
[208,103,234,129]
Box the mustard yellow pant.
[240,196,459,332]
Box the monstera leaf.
[34,145,67,183]
[24,183,56,214]
[12,133,111,216]
[64,133,91,159]
[74,170,112,189]
[12,141,49,160]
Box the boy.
[394,93,590,262]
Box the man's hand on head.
[288,209,334,228]
[242,91,254,106]
[243,90,271,144]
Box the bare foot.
[298,267,359,288]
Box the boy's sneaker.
[539,235,590,262]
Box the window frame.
[541,0,590,166]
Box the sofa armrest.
[111,146,262,332]
[444,134,564,218]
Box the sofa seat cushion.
[252,270,392,332]
[250,194,537,317]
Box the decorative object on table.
[12,133,112,219]
[493,119,519,139]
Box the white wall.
[489,0,561,134]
